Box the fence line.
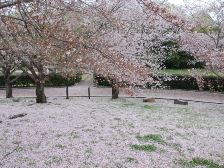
[1,95,224,105]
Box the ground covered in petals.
[0,97,224,168]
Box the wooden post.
[66,84,69,99]
[88,87,90,99]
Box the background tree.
[138,0,224,75]
[180,0,224,73]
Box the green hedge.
[162,40,205,69]
[149,75,224,92]
[94,75,111,87]
[46,74,82,86]
[94,74,224,92]
[0,74,82,87]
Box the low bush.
[0,73,82,88]
[93,75,111,87]
[94,73,224,92]
[161,40,205,69]
[46,74,82,86]
[159,75,224,92]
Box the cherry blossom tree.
[123,0,181,69]
[64,0,154,98]
[0,21,24,98]
[1,0,154,102]
[0,51,20,98]
[83,0,180,94]
[0,49,18,98]
[180,0,224,73]
[0,0,77,103]
[139,0,224,75]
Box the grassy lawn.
[0,97,224,167]
[156,69,224,78]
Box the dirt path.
[0,87,224,103]
[0,75,224,103]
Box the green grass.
[45,156,63,165]
[126,157,138,163]
[143,105,159,110]
[128,123,135,128]
[55,144,66,150]
[131,144,157,152]
[137,134,165,143]
[156,69,224,78]
[123,102,136,107]
[179,158,224,168]
[22,157,36,166]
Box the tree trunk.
[5,82,12,98]
[112,84,119,99]
[36,82,46,103]
[66,84,69,99]
[3,68,13,98]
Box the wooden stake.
[88,87,90,99]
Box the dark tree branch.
[0,0,33,9]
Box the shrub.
[159,75,224,92]
[0,73,82,88]
[94,73,224,92]
[163,51,205,69]
[45,74,80,86]
[162,40,205,69]
[93,74,111,87]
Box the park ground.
[0,97,224,168]
[1,73,224,104]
